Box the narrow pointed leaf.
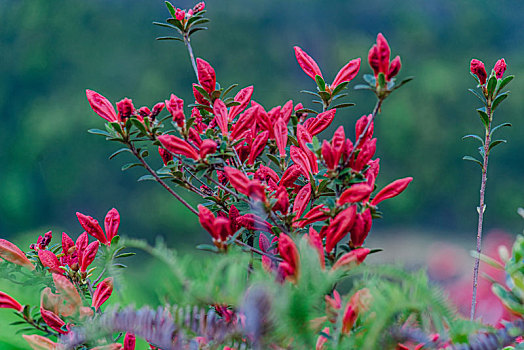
[490,122,511,137]
[462,134,484,145]
[488,139,507,152]
[462,156,483,169]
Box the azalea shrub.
[0,2,523,349]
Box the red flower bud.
[86,90,118,122]
[293,183,312,220]
[75,233,88,268]
[230,105,258,140]
[278,234,300,282]
[151,102,165,118]
[376,33,391,75]
[280,164,302,188]
[196,58,216,93]
[192,83,209,106]
[332,58,361,88]
[470,59,487,85]
[332,248,370,270]
[61,232,75,256]
[248,131,269,165]
[165,94,185,127]
[368,44,380,77]
[92,277,114,310]
[325,206,357,253]
[224,167,250,196]
[355,114,374,148]
[76,212,108,245]
[116,98,134,119]
[0,239,34,270]
[281,100,294,124]
[229,86,254,121]
[80,241,99,273]
[350,209,372,247]
[295,205,330,228]
[273,186,290,214]
[193,2,205,12]
[337,184,373,205]
[157,134,199,160]
[38,250,62,274]
[247,180,267,203]
[175,8,185,21]
[236,213,272,233]
[199,139,218,159]
[307,227,325,269]
[387,55,401,80]
[304,109,336,136]
[104,208,120,242]
[342,303,358,334]
[198,205,233,244]
[322,141,337,170]
[351,138,376,172]
[274,118,288,158]
[0,291,23,312]
[212,99,229,136]
[494,58,506,79]
[294,46,323,81]
[40,307,66,334]
[371,177,413,206]
[158,147,173,166]
[124,333,136,350]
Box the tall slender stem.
[129,142,198,215]
[184,35,199,81]
[470,105,492,320]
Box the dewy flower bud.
[470,59,487,85]
[92,277,114,310]
[0,291,23,312]
[175,8,185,21]
[76,212,109,245]
[38,250,62,274]
[294,46,323,81]
[0,239,35,270]
[193,2,205,12]
[151,102,165,118]
[494,58,507,79]
[196,58,216,94]
[116,98,134,119]
[158,147,173,165]
[86,89,118,122]
[104,208,120,242]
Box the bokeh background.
[1,0,523,347]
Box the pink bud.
[40,307,66,334]
[332,248,370,270]
[304,109,336,136]
[337,184,373,205]
[274,118,288,158]
[138,107,151,118]
[371,177,413,206]
[196,58,216,94]
[199,139,218,159]
[116,98,134,119]
[368,45,380,77]
[175,8,185,21]
[293,183,312,220]
[92,277,114,310]
[494,58,507,79]
[294,46,323,81]
[470,59,487,85]
[151,102,165,118]
[316,327,330,350]
[350,209,372,247]
[295,205,330,228]
[332,58,361,88]
[158,146,173,165]
[61,232,75,256]
[104,208,120,242]
[0,291,23,312]
[76,212,108,245]
[248,131,269,165]
[75,233,89,268]
[124,333,136,350]
[213,99,229,136]
[165,94,185,127]
[157,134,199,160]
[325,206,357,253]
[280,164,302,188]
[228,86,254,121]
[290,146,312,177]
[224,167,250,196]
[278,234,300,282]
[193,2,205,12]
[38,250,62,274]
[387,55,401,80]
[52,274,82,311]
[376,33,391,75]
[0,239,34,270]
[80,241,99,273]
[86,90,118,122]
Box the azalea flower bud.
[76,212,109,245]
[92,277,114,310]
[158,134,199,160]
[38,250,62,274]
[224,167,250,195]
[354,114,374,148]
[273,186,290,214]
[290,146,313,177]
[196,58,216,94]
[470,59,487,85]
[0,291,23,312]
[116,98,134,119]
[213,99,229,136]
[294,103,307,121]
[316,327,330,350]
[332,248,370,270]
[175,8,185,21]
[165,94,185,127]
[75,232,89,268]
[387,55,401,80]
[86,89,118,122]
[494,58,507,79]
[376,33,391,75]
[294,46,323,81]
[304,109,336,136]
[80,241,99,273]
[228,86,254,121]
[274,118,288,158]
[193,2,205,12]
[350,209,372,247]
[138,107,151,118]
[325,206,357,253]
[337,184,373,205]
[295,205,330,228]
[331,58,361,89]
[0,239,34,270]
[52,273,82,310]
[104,208,120,242]
[151,102,165,119]
[124,333,136,350]
[278,235,300,282]
[280,164,302,188]
[199,139,217,159]
[371,177,413,206]
[293,183,312,220]
[40,307,67,334]
[368,44,380,77]
[248,131,269,165]
[307,227,325,269]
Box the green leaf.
[331,102,355,109]
[295,108,318,115]
[319,91,331,102]
[88,129,111,137]
[165,1,177,18]
[196,244,219,252]
[488,139,507,152]
[225,101,241,108]
[155,36,184,42]
[300,90,321,98]
[331,93,348,102]
[462,134,484,145]
[490,122,511,137]
[221,84,238,99]
[331,81,349,95]
[109,148,132,160]
[377,72,386,88]
[476,108,490,129]
[267,154,281,167]
[193,85,212,101]
[187,17,210,27]
[392,76,414,90]
[315,75,326,92]
[115,252,136,259]
[496,75,514,93]
[130,118,148,135]
[188,27,207,36]
[491,91,509,111]
[354,84,374,90]
[152,22,178,30]
[121,163,143,171]
[487,75,497,97]
[462,156,483,169]
[363,74,376,86]
[468,88,486,104]
[470,251,504,269]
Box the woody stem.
[184,34,199,81]
[235,239,283,262]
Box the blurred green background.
[1,0,524,347]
